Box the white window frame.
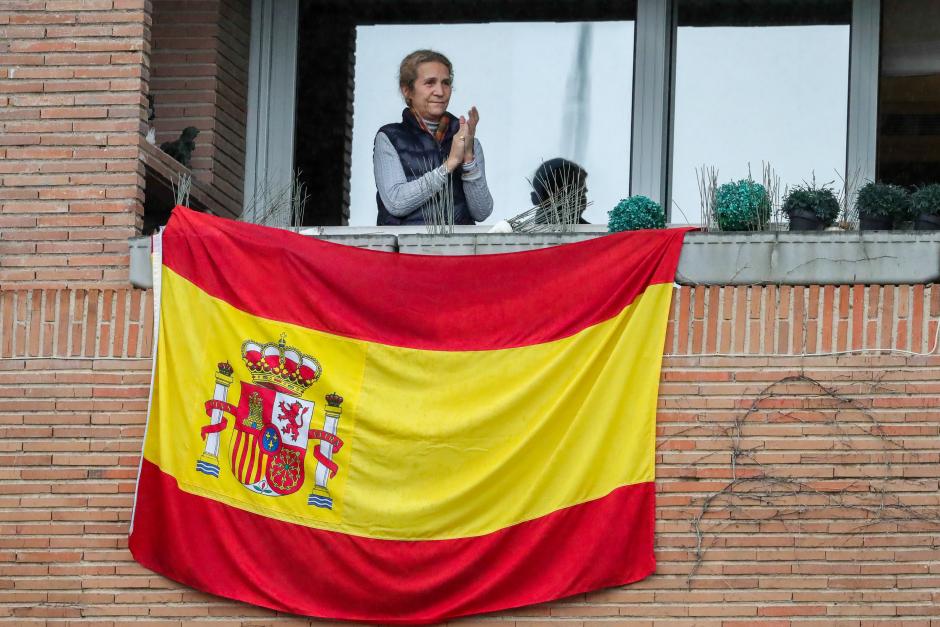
[846,0,880,213]
[629,0,676,211]
[243,0,299,221]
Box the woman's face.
[402,61,452,123]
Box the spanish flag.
[129,207,689,624]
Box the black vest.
[375,109,472,226]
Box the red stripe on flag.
[253,445,263,485]
[129,459,655,624]
[161,206,691,351]
[234,431,246,484]
[246,436,258,485]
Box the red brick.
[882,285,896,349]
[39,106,109,119]
[733,287,747,352]
[4,147,73,159]
[0,133,41,146]
[851,284,864,349]
[912,284,925,351]
[705,285,718,353]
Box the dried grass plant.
[172,172,192,209]
[415,157,455,235]
[242,171,309,229]
[696,164,719,231]
[761,162,782,226]
[508,161,589,233]
[835,166,861,226]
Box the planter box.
[676,230,940,285]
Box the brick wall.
[666,284,940,355]
[149,0,250,217]
[1,284,938,624]
[0,0,250,287]
[0,0,150,288]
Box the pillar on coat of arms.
[196,362,233,478]
[309,393,343,509]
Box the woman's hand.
[463,106,478,164]
[444,117,468,173]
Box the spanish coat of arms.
[195,335,344,509]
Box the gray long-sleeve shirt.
[373,131,494,222]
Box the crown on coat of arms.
[241,335,321,396]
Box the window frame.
[244,0,880,225]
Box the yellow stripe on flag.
[146,267,671,540]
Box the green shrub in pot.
[855,182,910,230]
[713,179,770,231]
[911,184,940,230]
[608,195,666,232]
[782,184,841,231]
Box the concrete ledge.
[302,234,398,253]
[129,230,940,288]
[677,231,940,285]
[397,232,607,256]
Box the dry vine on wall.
[666,373,940,586]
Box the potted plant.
[911,184,940,230]
[608,195,665,232]
[781,184,841,231]
[855,182,910,230]
[713,179,770,231]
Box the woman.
[374,49,494,225]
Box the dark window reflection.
[877,0,940,187]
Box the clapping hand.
[444,117,468,173]
[444,107,479,172]
[462,106,478,164]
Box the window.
[670,1,851,223]
[348,21,634,226]
[291,0,636,226]
[252,0,878,228]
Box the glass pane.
[878,0,940,187]
[350,21,634,226]
[671,5,850,225]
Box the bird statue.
[160,126,199,168]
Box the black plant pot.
[859,215,893,230]
[915,212,940,230]
[787,208,823,231]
